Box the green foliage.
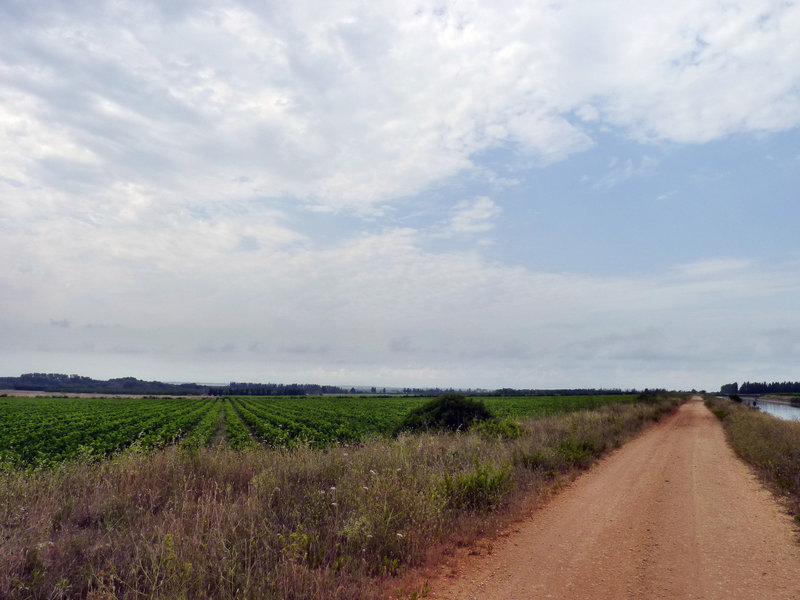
[513,438,599,473]
[397,581,430,600]
[513,448,558,473]
[556,438,599,467]
[439,462,512,512]
[705,399,730,421]
[395,394,493,434]
[279,524,321,567]
[224,400,255,450]
[181,399,223,450]
[0,393,645,466]
[0,396,216,467]
[471,418,524,440]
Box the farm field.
[0,393,637,467]
[0,393,683,600]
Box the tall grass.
[705,396,800,524]
[0,395,682,600]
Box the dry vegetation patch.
[705,395,800,526]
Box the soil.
[210,403,228,447]
[426,398,800,599]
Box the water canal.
[756,399,800,421]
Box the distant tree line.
[489,387,642,396]
[0,372,664,398]
[397,387,644,397]
[400,387,467,396]
[0,373,208,395]
[721,381,800,395]
[209,382,348,396]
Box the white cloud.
[670,258,753,279]
[593,155,659,188]
[3,206,800,389]
[2,0,798,215]
[545,1,800,143]
[2,1,800,389]
[444,196,501,235]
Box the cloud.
[3,214,799,389]
[670,258,753,279]
[593,155,659,188]
[2,0,798,216]
[2,1,800,390]
[444,196,501,235]
[546,1,800,143]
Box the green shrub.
[706,404,730,421]
[512,448,557,473]
[513,438,599,473]
[556,438,599,467]
[439,462,512,512]
[394,394,493,434]
[471,418,524,440]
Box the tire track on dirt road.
[429,398,800,599]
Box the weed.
[440,462,512,512]
[279,524,321,567]
[397,580,430,599]
[513,448,557,473]
[706,395,800,530]
[556,438,599,467]
[471,418,524,440]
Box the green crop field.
[0,393,638,467]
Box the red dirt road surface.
[430,398,800,599]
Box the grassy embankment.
[705,395,800,527]
[1,394,683,600]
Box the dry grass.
[705,396,800,525]
[0,395,682,600]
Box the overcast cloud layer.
[2,0,800,391]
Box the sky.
[2,0,800,392]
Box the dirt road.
[430,398,800,599]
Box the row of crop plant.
[0,393,642,467]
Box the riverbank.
[705,395,800,527]
[760,394,800,407]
